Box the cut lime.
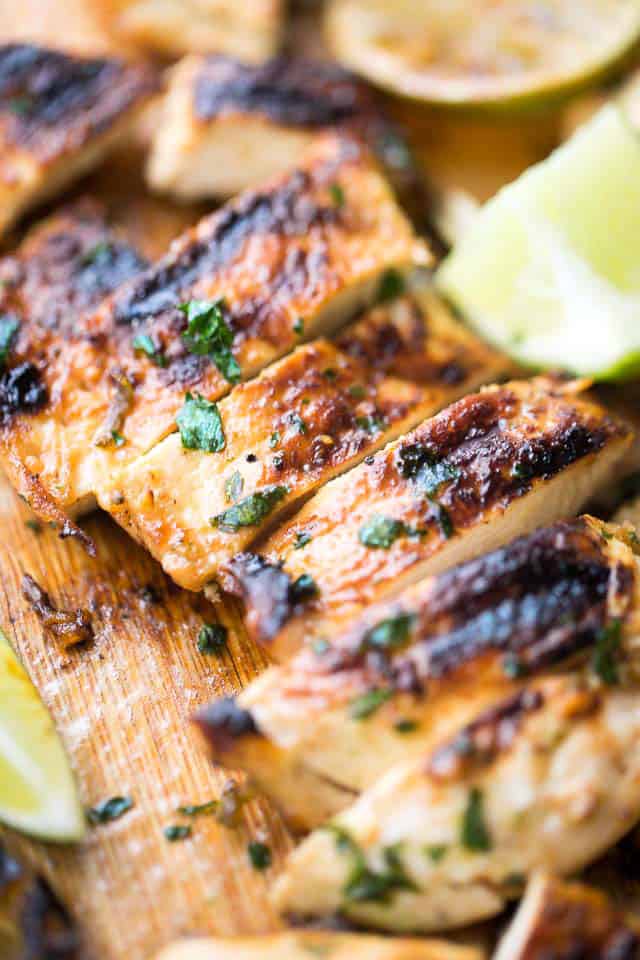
[0,630,85,842]
[326,0,640,110]
[437,105,640,380]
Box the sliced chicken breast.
[109,0,283,62]
[495,872,640,960]
[155,932,482,960]
[200,516,640,827]
[0,44,157,236]
[98,288,506,591]
[273,668,640,932]
[0,200,147,536]
[220,379,632,661]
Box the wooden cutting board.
[0,4,577,958]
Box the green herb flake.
[377,268,405,304]
[327,828,417,904]
[355,414,385,435]
[80,241,113,267]
[7,96,32,115]
[164,824,191,842]
[178,800,218,817]
[289,413,307,435]
[293,317,305,336]
[176,392,225,453]
[211,485,288,532]
[247,841,272,871]
[592,619,622,686]
[365,613,414,651]
[358,514,422,549]
[180,299,240,383]
[25,519,42,534]
[290,573,318,603]
[132,332,167,367]
[294,530,312,550]
[397,443,459,496]
[197,623,228,655]
[329,182,345,207]
[268,431,280,449]
[424,844,448,863]
[348,384,366,399]
[502,652,527,679]
[224,470,244,503]
[87,795,134,826]
[460,788,492,852]
[0,314,19,367]
[110,430,126,447]
[431,500,454,539]
[394,718,419,734]
[350,687,392,721]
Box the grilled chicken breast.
[0,44,157,237]
[200,516,640,828]
[148,54,404,201]
[494,873,640,960]
[98,288,506,590]
[155,932,483,960]
[0,133,424,529]
[0,200,147,535]
[108,0,283,61]
[273,665,640,932]
[220,379,632,661]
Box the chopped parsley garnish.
[323,367,337,381]
[211,485,288,531]
[0,314,19,367]
[87,795,134,825]
[350,687,392,720]
[289,412,307,434]
[247,841,272,870]
[431,500,454,539]
[197,623,228,655]
[293,317,305,336]
[269,431,280,449]
[424,844,448,863]
[329,182,345,207]
[365,613,414,651]
[355,414,385,434]
[348,384,366,399]
[164,824,191,842]
[326,827,416,904]
[178,800,218,817]
[377,268,405,304]
[397,443,460,495]
[176,392,225,453]
[25,519,42,534]
[359,514,422,549]
[394,718,419,734]
[132,333,167,367]
[180,298,240,384]
[592,618,622,685]
[460,788,491,852]
[81,241,113,267]
[224,470,244,503]
[294,530,312,550]
[111,430,126,448]
[7,96,32,115]
[290,573,318,603]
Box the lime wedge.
[326,0,640,109]
[0,630,84,842]
[437,106,640,380]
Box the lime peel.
[437,105,640,380]
[0,629,85,842]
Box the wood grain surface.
[0,3,598,958]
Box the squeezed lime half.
[0,629,84,842]
[327,0,640,109]
[437,106,640,379]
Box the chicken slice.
[200,516,640,828]
[220,378,632,661]
[98,288,506,590]
[494,872,640,960]
[273,667,640,932]
[0,44,157,237]
[155,931,483,960]
[1,133,426,528]
[108,0,283,62]
[146,53,421,208]
[0,200,147,535]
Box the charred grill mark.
[222,553,303,645]
[426,689,544,782]
[195,695,259,754]
[0,44,157,161]
[0,361,47,421]
[193,55,380,130]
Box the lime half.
[0,630,84,842]
[326,0,640,109]
[437,106,640,380]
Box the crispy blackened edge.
[193,55,380,129]
[0,362,47,421]
[0,43,157,161]
[195,696,259,756]
[221,552,299,645]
